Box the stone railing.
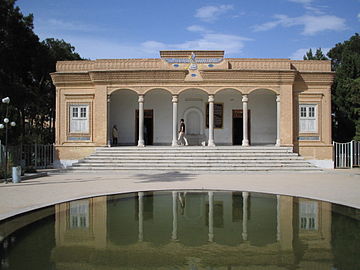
[291,60,332,72]
[228,59,290,70]
[56,61,95,72]
[57,59,164,72]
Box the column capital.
[172,95,178,103]
[138,95,144,103]
[276,95,281,102]
[107,94,111,103]
[208,95,214,103]
[242,95,248,102]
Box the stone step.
[84,156,304,161]
[72,161,315,167]
[77,159,308,164]
[68,166,319,171]
[68,146,320,172]
[95,148,294,153]
[88,153,299,159]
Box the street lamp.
[0,97,16,184]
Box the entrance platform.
[69,146,320,172]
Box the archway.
[178,88,208,145]
[144,88,172,145]
[214,88,243,145]
[248,89,277,145]
[110,89,138,146]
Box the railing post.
[333,141,335,168]
[34,143,38,169]
[350,140,354,168]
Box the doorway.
[232,110,250,145]
[136,110,153,145]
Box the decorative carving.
[172,95,178,103]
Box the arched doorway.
[184,107,203,135]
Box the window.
[299,104,317,133]
[69,105,89,133]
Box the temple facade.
[51,50,334,168]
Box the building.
[50,50,334,168]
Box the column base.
[242,139,249,146]
[208,140,216,147]
[275,139,281,146]
[107,140,111,147]
[208,233,214,242]
[171,140,179,147]
[137,140,145,147]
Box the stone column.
[242,191,249,241]
[107,95,111,147]
[208,191,214,242]
[276,95,281,146]
[172,95,178,147]
[242,95,249,146]
[137,95,145,147]
[138,192,144,242]
[208,95,215,147]
[172,191,178,240]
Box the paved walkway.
[0,169,359,220]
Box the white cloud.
[195,5,233,22]
[142,33,251,55]
[253,14,346,35]
[290,47,330,60]
[186,25,209,33]
[48,28,252,59]
[36,18,103,32]
[288,0,326,15]
[288,0,313,4]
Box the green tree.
[328,33,360,141]
[0,0,82,145]
[303,48,328,60]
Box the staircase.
[68,146,321,172]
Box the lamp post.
[0,97,16,184]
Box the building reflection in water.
[52,191,333,269]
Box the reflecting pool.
[0,191,360,269]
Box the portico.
[51,50,334,168]
[108,87,280,147]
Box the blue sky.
[17,0,360,60]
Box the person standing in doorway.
[112,125,118,146]
[178,119,189,146]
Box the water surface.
[0,191,359,269]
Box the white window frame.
[299,104,317,133]
[69,104,89,134]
